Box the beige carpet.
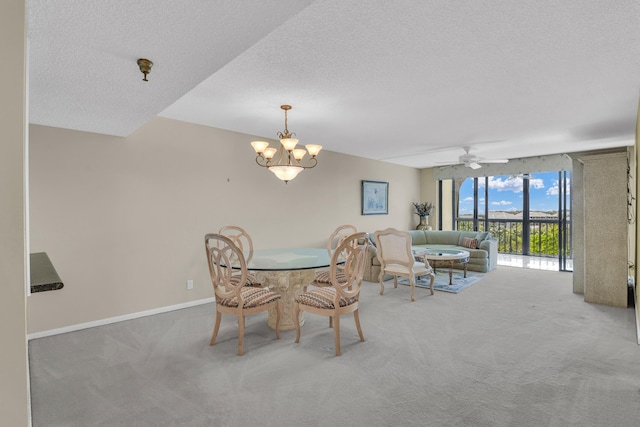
[29,266,640,426]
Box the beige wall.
[0,0,30,425]
[28,118,421,333]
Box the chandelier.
[250,105,322,183]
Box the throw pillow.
[461,237,478,249]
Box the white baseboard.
[27,297,216,341]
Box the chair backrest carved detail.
[205,233,248,302]
[327,224,358,254]
[218,225,255,263]
[328,225,358,273]
[330,232,369,299]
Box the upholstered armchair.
[373,228,434,302]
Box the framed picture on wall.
[362,180,389,215]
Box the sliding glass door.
[451,171,572,271]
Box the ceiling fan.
[440,146,509,169]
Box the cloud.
[491,200,512,206]
[463,197,474,202]
[546,180,570,196]
[488,176,525,193]
[487,176,547,193]
[529,178,544,189]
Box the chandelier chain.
[277,105,295,140]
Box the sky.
[458,171,570,214]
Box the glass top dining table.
[246,248,332,271]
[239,248,332,330]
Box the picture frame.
[361,180,389,215]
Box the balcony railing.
[455,218,572,258]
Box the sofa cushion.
[408,230,427,245]
[424,231,460,245]
[465,248,488,259]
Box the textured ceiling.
[27,0,640,169]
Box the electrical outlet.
[186,279,193,290]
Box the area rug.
[397,270,485,293]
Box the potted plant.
[412,202,433,230]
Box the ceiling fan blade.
[468,162,482,169]
[479,159,509,164]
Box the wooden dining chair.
[373,228,434,302]
[305,224,358,291]
[218,225,262,287]
[304,225,359,328]
[293,232,369,356]
[205,233,282,355]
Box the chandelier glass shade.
[250,105,322,183]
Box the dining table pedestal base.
[254,269,316,330]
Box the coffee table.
[422,249,470,285]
